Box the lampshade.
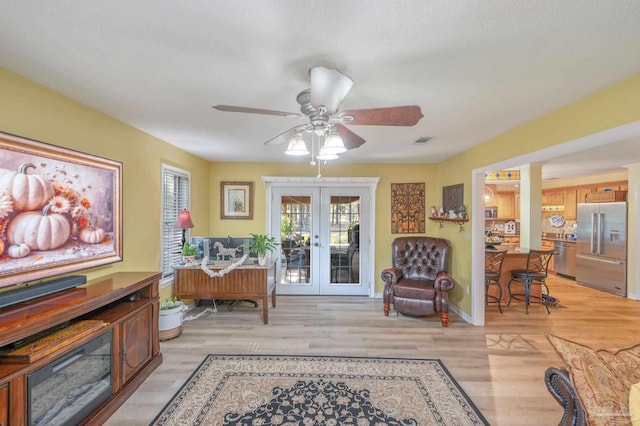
[175,209,194,229]
[284,134,309,156]
[322,133,347,155]
[309,65,353,115]
[317,146,339,161]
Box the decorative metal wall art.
[391,183,425,234]
[442,183,464,213]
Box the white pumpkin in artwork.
[7,243,30,259]
[79,226,106,244]
[6,204,71,251]
[0,163,55,211]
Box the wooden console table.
[174,259,277,324]
[0,271,162,425]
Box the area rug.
[151,354,488,425]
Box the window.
[161,165,190,285]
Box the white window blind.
[162,166,190,281]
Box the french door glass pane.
[328,195,360,284]
[280,195,311,284]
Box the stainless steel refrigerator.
[576,201,627,296]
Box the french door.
[267,181,374,296]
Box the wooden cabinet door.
[514,194,520,219]
[564,190,577,220]
[174,269,199,298]
[121,305,153,384]
[0,384,7,426]
[496,193,515,218]
[577,188,590,205]
[543,190,564,206]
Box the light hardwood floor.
[106,275,640,425]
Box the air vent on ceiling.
[412,137,433,145]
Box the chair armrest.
[433,271,455,313]
[434,271,455,292]
[381,267,402,302]
[545,367,586,426]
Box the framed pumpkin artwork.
[0,131,122,289]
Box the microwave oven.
[485,207,497,218]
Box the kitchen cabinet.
[496,192,515,219]
[542,190,564,206]
[577,188,590,204]
[502,236,520,246]
[542,239,555,272]
[564,190,577,220]
[515,194,520,219]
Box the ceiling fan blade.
[212,105,302,118]
[335,124,365,150]
[309,66,353,115]
[264,125,308,145]
[338,106,424,126]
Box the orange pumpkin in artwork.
[0,163,55,211]
[6,204,71,251]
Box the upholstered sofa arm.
[381,267,402,302]
[545,367,586,426]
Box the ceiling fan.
[212,65,424,161]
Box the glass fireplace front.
[28,329,113,426]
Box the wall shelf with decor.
[429,217,469,232]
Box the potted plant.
[246,233,278,266]
[159,296,184,341]
[181,242,197,264]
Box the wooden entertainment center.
[0,271,162,425]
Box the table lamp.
[175,209,194,246]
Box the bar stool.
[485,249,508,313]
[507,249,555,314]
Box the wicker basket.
[585,191,627,203]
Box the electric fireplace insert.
[27,330,113,426]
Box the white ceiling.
[1,1,640,177]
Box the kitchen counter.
[543,237,576,244]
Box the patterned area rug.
[151,355,488,426]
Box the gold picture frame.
[220,181,253,220]
[0,131,123,288]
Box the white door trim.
[263,176,380,298]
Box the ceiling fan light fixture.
[309,65,353,115]
[322,133,347,155]
[317,145,339,161]
[284,134,309,156]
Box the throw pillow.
[631,382,640,426]
[546,334,639,426]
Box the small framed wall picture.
[220,181,253,220]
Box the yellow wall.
[0,68,210,301]
[437,72,640,314]
[208,161,440,294]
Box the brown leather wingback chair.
[382,237,455,327]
